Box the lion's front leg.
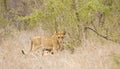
[52,44,60,54]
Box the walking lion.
[22,31,66,56]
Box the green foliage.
[0,0,7,28]
[77,0,111,21]
[40,0,70,32]
[18,11,41,30]
[0,15,7,28]
[112,54,120,69]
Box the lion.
[22,31,66,56]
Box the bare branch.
[85,27,117,43]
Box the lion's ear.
[63,31,66,35]
[54,31,57,35]
[64,31,66,35]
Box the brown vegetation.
[0,29,120,69]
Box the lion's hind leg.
[41,48,53,56]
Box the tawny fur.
[22,31,66,56]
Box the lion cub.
[22,31,66,56]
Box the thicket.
[0,0,120,49]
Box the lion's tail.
[30,40,33,52]
[22,40,33,55]
[21,50,25,55]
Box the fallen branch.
[84,27,117,43]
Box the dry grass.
[0,27,120,69]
